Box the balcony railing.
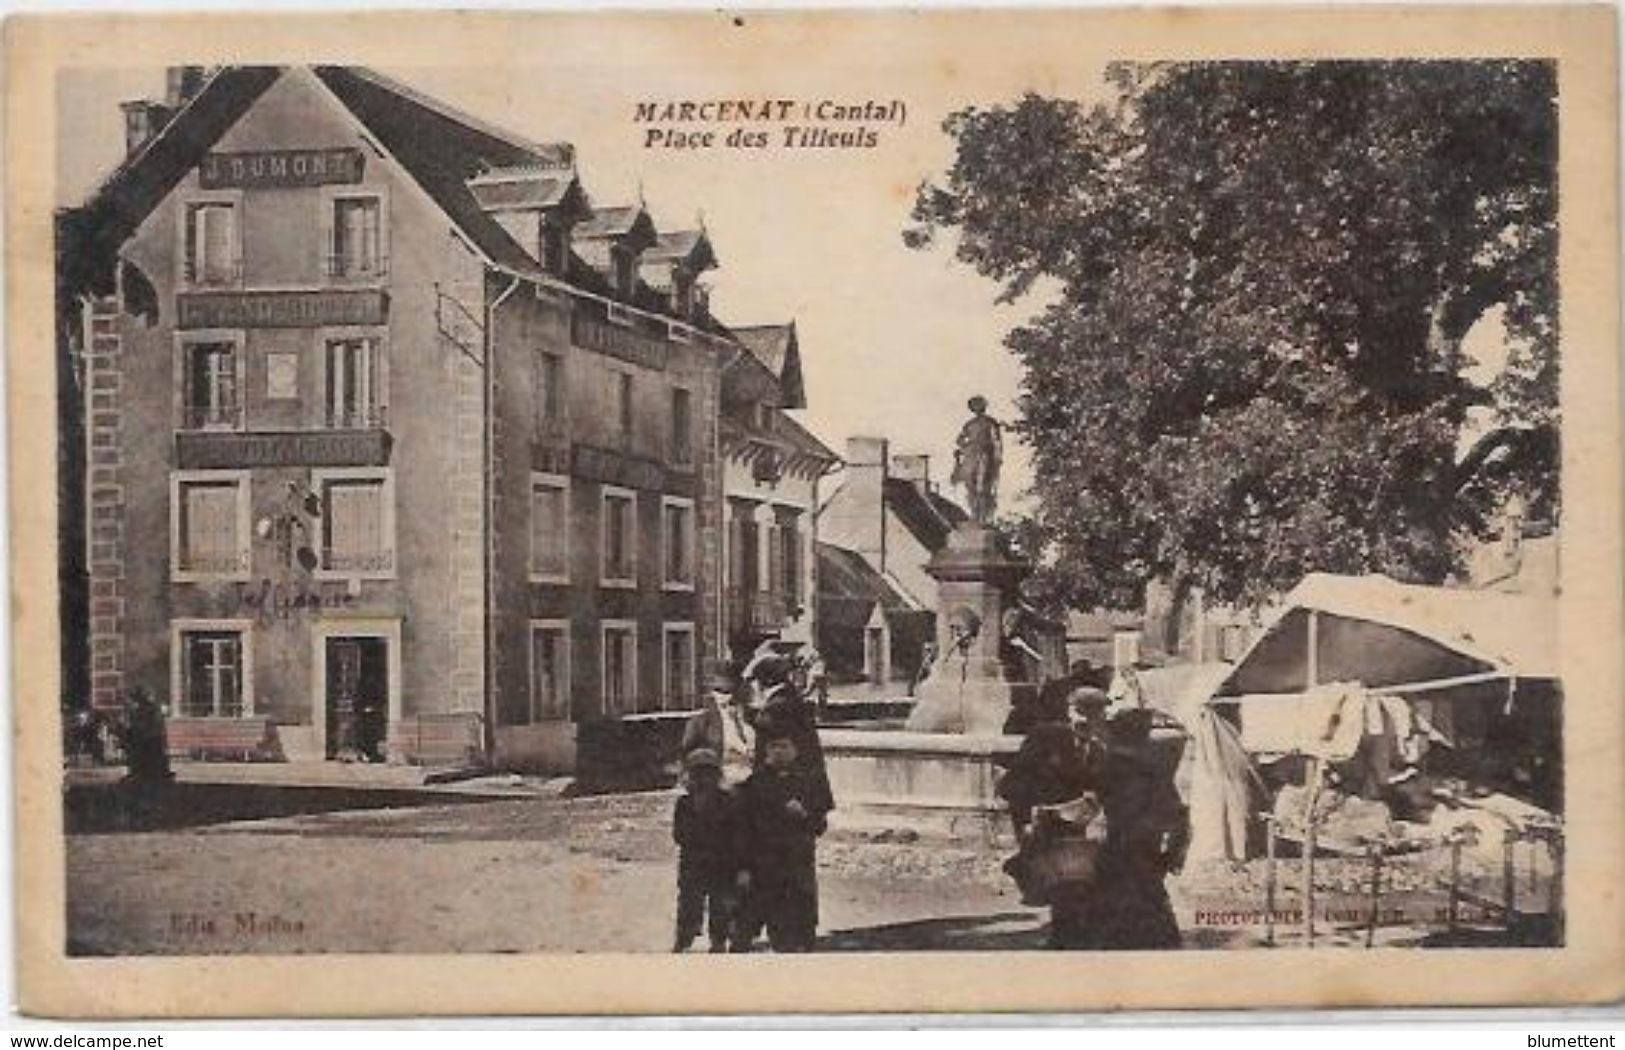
[181,405,390,433]
[323,254,390,280]
[322,549,395,574]
[727,588,791,634]
[182,402,245,431]
[177,549,252,576]
[325,404,390,430]
[182,257,243,286]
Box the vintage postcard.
[7,6,1622,1018]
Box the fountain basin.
[820,728,1021,846]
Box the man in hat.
[672,748,741,952]
[683,666,756,791]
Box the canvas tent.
[1131,663,1261,863]
[1211,573,1561,812]
[1214,572,1557,699]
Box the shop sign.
[199,148,365,189]
[177,289,389,330]
[572,443,665,491]
[235,578,358,623]
[571,314,666,371]
[176,429,392,470]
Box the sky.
[56,33,1127,515]
[55,38,1518,516]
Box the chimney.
[164,66,209,109]
[832,436,889,571]
[891,453,932,493]
[119,100,173,157]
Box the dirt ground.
[64,783,1550,955]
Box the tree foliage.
[910,61,1558,609]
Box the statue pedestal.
[904,524,1036,735]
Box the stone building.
[56,65,802,772]
[815,437,966,688]
[717,322,839,662]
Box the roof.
[639,229,718,292]
[62,65,619,298]
[732,323,805,408]
[313,65,554,276]
[466,171,578,211]
[573,205,652,241]
[815,542,926,633]
[1216,572,1560,697]
[883,476,965,553]
[645,229,713,265]
[58,66,284,295]
[773,410,840,465]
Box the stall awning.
[1214,573,1559,699]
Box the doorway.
[325,636,388,761]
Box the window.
[662,497,694,589]
[612,247,636,297]
[530,474,569,582]
[327,195,385,278]
[315,469,394,577]
[536,350,564,430]
[766,519,785,598]
[180,337,243,430]
[178,629,247,717]
[325,335,386,428]
[601,486,637,586]
[669,386,693,465]
[172,471,250,580]
[602,621,638,715]
[182,199,239,285]
[663,624,696,711]
[616,371,634,442]
[529,622,570,722]
[672,273,696,319]
[778,512,801,604]
[542,222,569,275]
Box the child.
[672,748,740,953]
[732,732,829,953]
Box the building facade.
[58,65,813,772]
[816,436,966,687]
[718,323,839,663]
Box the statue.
[951,395,1003,524]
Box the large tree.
[910,61,1558,610]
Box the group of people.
[998,669,1192,950]
[672,647,834,953]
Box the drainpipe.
[482,273,523,765]
[714,345,748,665]
[809,456,842,657]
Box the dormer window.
[612,246,636,297]
[543,222,569,275]
[673,270,696,318]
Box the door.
[326,636,388,761]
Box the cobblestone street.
[66,772,1543,955]
[66,783,1050,955]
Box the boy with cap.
[672,748,742,952]
[732,731,829,952]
